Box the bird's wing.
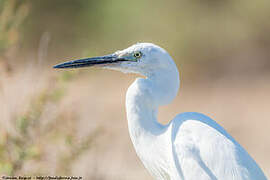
[170,112,267,180]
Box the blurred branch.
[0,69,101,176]
[0,0,30,75]
[58,127,103,174]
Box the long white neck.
[125,64,180,144]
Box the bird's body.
[54,43,267,180]
[126,64,266,180]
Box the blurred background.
[0,0,269,179]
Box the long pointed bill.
[53,54,128,69]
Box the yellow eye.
[134,52,142,58]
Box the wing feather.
[170,112,267,180]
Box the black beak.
[53,54,128,69]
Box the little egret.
[54,43,267,180]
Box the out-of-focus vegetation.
[0,67,103,176]
[0,0,104,177]
[1,0,270,77]
[0,0,269,179]
[0,0,29,74]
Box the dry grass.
[0,64,269,179]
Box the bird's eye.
[134,52,142,58]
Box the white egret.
[54,43,267,180]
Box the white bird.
[54,43,267,180]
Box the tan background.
[0,0,269,179]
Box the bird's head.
[54,43,180,105]
[54,43,177,77]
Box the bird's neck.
[126,67,180,144]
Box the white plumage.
[54,43,267,180]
